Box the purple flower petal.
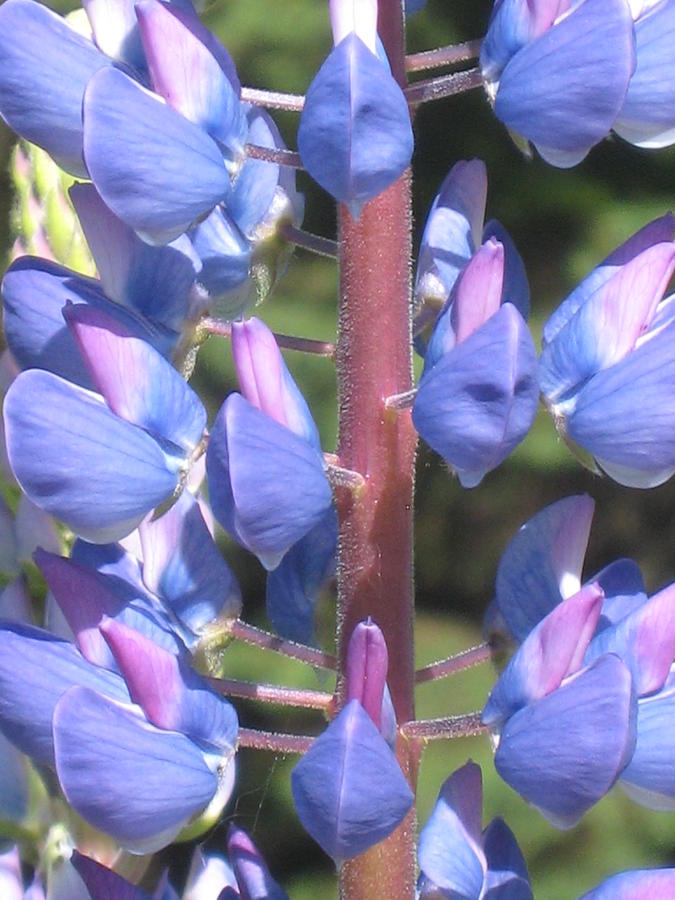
[140,491,241,636]
[0,622,130,765]
[586,582,675,697]
[65,304,206,454]
[493,0,635,163]
[540,242,675,405]
[232,318,321,450]
[71,852,152,900]
[494,654,636,828]
[0,0,109,175]
[136,0,246,161]
[619,670,675,809]
[227,825,289,900]
[207,394,332,570]
[543,213,675,346]
[567,315,675,486]
[483,583,604,728]
[493,494,594,642]
[53,686,218,852]
[418,762,487,896]
[297,34,413,218]
[291,700,413,862]
[1,257,175,388]
[615,0,675,148]
[70,183,198,333]
[265,506,338,644]
[413,303,538,487]
[580,867,675,900]
[3,370,181,543]
[100,617,238,752]
[83,66,230,244]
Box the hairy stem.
[279,221,339,258]
[207,676,334,711]
[237,727,314,754]
[200,318,336,357]
[405,38,483,73]
[415,642,491,683]
[406,67,483,105]
[244,143,303,168]
[401,712,487,742]
[230,619,337,669]
[240,86,305,111]
[337,4,419,898]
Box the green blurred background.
[1,0,675,896]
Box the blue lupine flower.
[480,0,636,166]
[580,867,675,899]
[418,762,532,899]
[483,587,638,828]
[3,305,206,542]
[0,613,237,852]
[189,107,305,318]
[413,238,538,487]
[540,218,675,487]
[207,318,333,571]
[291,621,413,862]
[0,0,110,176]
[614,0,675,149]
[297,0,413,217]
[413,159,530,354]
[484,496,675,823]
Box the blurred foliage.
[1,0,675,896]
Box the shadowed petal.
[413,303,538,487]
[620,670,675,809]
[72,852,152,900]
[140,491,241,635]
[207,394,332,570]
[615,0,675,147]
[70,183,198,332]
[227,826,289,900]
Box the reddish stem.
[237,727,314,754]
[415,642,492,684]
[336,5,419,898]
[207,676,334,712]
[401,712,487,742]
[229,619,337,669]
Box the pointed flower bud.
[232,317,321,449]
[345,618,389,731]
